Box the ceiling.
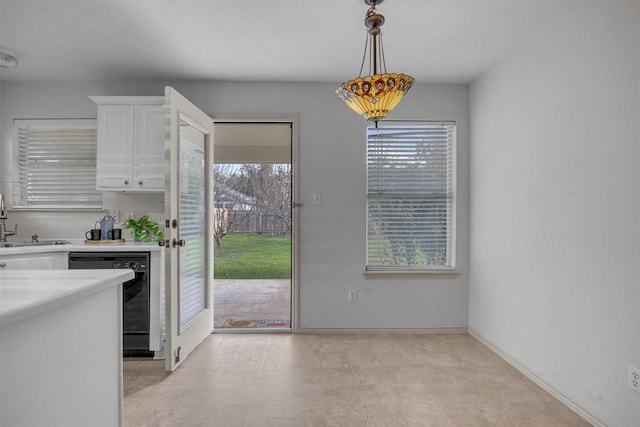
[0,0,570,84]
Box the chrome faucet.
[0,194,18,242]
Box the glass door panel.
[178,122,206,330]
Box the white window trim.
[362,269,460,278]
[364,120,457,275]
[12,118,103,210]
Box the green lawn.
[214,233,291,279]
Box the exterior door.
[164,87,215,371]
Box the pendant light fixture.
[335,0,414,122]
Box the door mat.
[221,318,290,328]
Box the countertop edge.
[0,269,135,328]
[0,241,163,256]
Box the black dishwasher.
[68,252,152,357]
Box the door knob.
[172,239,186,248]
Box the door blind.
[366,121,456,271]
[178,122,207,330]
[15,119,102,209]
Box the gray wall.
[0,80,470,330]
[469,2,640,425]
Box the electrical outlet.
[348,289,357,303]
[629,366,640,393]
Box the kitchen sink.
[0,240,71,248]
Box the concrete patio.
[213,279,291,329]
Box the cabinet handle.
[172,239,186,248]
[124,180,129,185]
[139,180,143,185]
[0,262,6,268]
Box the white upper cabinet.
[91,96,164,192]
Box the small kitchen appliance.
[99,215,116,241]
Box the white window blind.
[178,122,207,329]
[14,119,102,209]
[366,121,456,271]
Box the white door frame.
[212,115,300,333]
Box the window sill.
[10,207,105,212]
[363,269,460,279]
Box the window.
[366,121,456,272]
[14,119,102,209]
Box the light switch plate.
[148,213,164,224]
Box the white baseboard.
[213,328,292,334]
[296,327,468,334]
[468,328,604,427]
[213,327,467,335]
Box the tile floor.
[123,333,590,427]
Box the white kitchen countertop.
[0,269,134,327]
[0,239,162,256]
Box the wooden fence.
[222,210,290,235]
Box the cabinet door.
[133,105,165,191]
[0,254,57,270]
[96,105,134,190]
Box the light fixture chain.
[369,34,374,75]
[379,33,387,74]
[359,32,369,77]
